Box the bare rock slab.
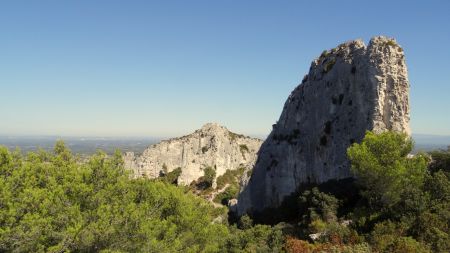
[237,36,410,215]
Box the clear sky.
[1,1,449,137]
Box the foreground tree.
[0,143,287,253]
[347,131,428,210]
[0,143,229,252]
[347,131,449,252]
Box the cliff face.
[237,36,410,215]
[124,123,262,186]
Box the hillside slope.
[124,123,262,186]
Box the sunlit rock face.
[124,123,262,186]
[237,36,410,215]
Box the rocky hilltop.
[124,123,262,186]
[237,36,410,215]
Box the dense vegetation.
[265,131,450,252]
[213,167,246,205]
[0,131,449,252]
[0,142,282,252]
[191,166,216,191]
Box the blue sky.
[0,1,449,137]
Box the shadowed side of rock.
[237,36,410,216]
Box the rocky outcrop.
[237,36,410,215]
[124,123,262,186]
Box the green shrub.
[239,144,249,157]
[228,131,244,142]
[194,166,216,190]
[412,170,450,252]
[161,167,182,184]
[298,187,339,224]
[323,58,336,73]
[320,50,329,59]
[216,167,245,189]
[214,184,239,205]
[389,237,430,253]
[371,221,430,253]
[0,143,229,252]
[429,149,450,174]
[347,131,428,210]
[385,39,397,47]
[224,223,284,252]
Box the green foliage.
[347,131,428,210]
[319,50,329,59]
[370,221,430,253]
[203,166,216,185]
[239,144,249,152]
[249,179,359,226]
[238,215,253,230]
[346,131,449,252]
[214,184,239,205]
[384,39,398,47]
[228,131,244,142]
[284,237,371,253]
[224,223,284,252]
[161,167,182,185]
[412,170,450,252]
[0,143,229,252]
[323,58,336,73]
[214,168,246,205]
[1,143,280,252]
[194,166,216,190]
[239,144,249,158]
[227,131,448,252]
[298,187,339,225]
[429,149,450,174]
[316,222,363,246]
[202,146,209,154]
[216,167,245,190]
[389,237,430,253]
[247,131,448,252]
[2,131,449,252]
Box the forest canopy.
[0,142,284,252]
[0,142,230,252]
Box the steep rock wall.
[237,36,410,215]
[124,123,262,186]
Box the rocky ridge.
[237,36,410,215]
[124,123,262,186]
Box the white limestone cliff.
[237,36,410,215]
[124,123,262,186]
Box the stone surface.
[237,36,410,215]
[124,123,262,186]
[228,199,238,213]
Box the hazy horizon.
[1,130,450,140]
[1,133,449,156]
[1,1,449,137]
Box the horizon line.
[0,132,449,139]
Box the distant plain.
[1,133,448,155]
